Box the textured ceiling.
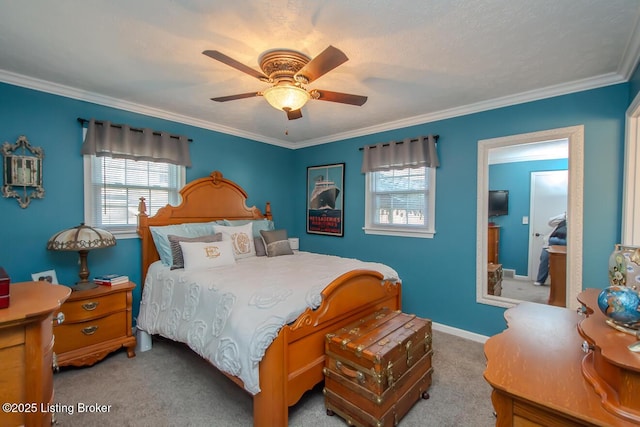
[1,1,639,148]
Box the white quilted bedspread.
[136,251,399,394]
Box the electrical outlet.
[522,216,529,224]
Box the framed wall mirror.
[476,126,584,309]
[2,135,44,208]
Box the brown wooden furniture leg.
[254,332,287,427]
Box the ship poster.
[306,163,344,236]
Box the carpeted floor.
[53,330,495,426]
[500,277,549,304]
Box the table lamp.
[47,223,116,291]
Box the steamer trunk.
[324,309,433,426]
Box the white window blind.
[84,155,184,236]
[364,166,435,238]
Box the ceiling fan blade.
[313,90,368,106]
[295,46,348,84]
[203,50,269,81]
[211,92,260,102]
[285,108,303,120]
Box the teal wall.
[0,82,295,322]
[0,81,629,337]
[489,159,568,276]
[293,84,628,336]
[629,61,640,102]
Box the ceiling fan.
[202,46,367,120]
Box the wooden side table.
[53,281,136,367]
[0,281,70,427]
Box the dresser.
[484,298,638,426]
[488,225,500,264]
[547,245,566,307]
[0,281,70,427]
[53,282,136,367]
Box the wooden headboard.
[137,170,272,285]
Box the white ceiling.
[1,1,639,149]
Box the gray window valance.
[80,118,192,167]
[361,134,439,173]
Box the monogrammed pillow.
[213,223,255,259]
[179,240,236,270]
[168,233,222,270]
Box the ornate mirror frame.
[476,125,584,309]
[2,136,44,208]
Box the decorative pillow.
[150,222,216,266]
[179,240,236,271]
[223,219,275,238]
[168,233,222,270]
[213,223,255,259]
[259,229,294,257]
[254,237,266,257]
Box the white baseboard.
[432,322,489,344]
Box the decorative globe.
[597,286,640,329]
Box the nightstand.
[53,281,136,367]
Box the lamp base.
[71,281,98,292]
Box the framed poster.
[307,163,344,236]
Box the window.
[364,166,435,238]
[84,155,185,237]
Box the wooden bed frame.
[137,171,402,427]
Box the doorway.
[528,170,568,283]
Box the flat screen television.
[488,190,509,217]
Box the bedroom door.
[528,170,568,282]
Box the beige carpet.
[53,330,495,426]
[500,277,549,304]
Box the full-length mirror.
[476,126,584,309]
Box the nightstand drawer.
[57,291,126,323]
[54,312,126,354]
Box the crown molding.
[0,68,627,151]
[0,69,292,149]
[293,72,625,148]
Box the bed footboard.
[253,270,402,427]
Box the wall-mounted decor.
[306,163,344,237]
[2,135,44,208]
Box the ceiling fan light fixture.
[262,84,310,112]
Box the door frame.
[477,125,583,309]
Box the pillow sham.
[179,239,236,271]
[223,219,275,238]
[254,237,266,256]
[168,233,222,270]
[213,223,255,259]
[259,229,294,257]
[150,221,217,266]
